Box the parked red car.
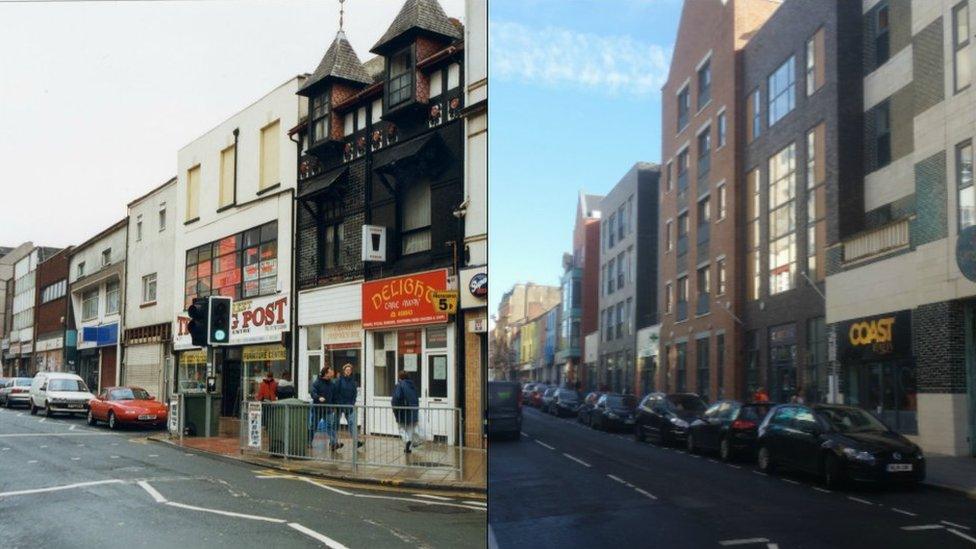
[87,386,168,430]
[529,385,549,408]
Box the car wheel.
[757,445,776,474]
[30,402,38,415]
[45,402,53,417]
[108,411,118,430]
[823,453,845,489]
[719,437,734,462]
[634,424,645,442]
[87,410,97,426]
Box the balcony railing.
[843,219,910,263]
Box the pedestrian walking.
[309,366,341,451]
[337,363,363,449]
[277,371,296,399]
[392,370,421,453]
[255,370,278,402]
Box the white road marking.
[847,496,874,505]
[296,476,353,496]
[17,413,23,416]
[110,456,120,459]
[184,453,194,456]
[69,424,76,431]
[165,501,287,523]
[27,460,37,464]
[901,524,944,531]
[520,431,529,438]
[40,445,47,448]
[70,457,80,461]
[137,481,167,503]
[633,488,657,500]
[534,440,555,450]
[891,508,917,517]
[812,487,831,494]
[719,538,770,546]
[767,544,779,549]
[607,474,627,484]
[1,448,8,451]
[111,442,118,446]
[38,418,46,423]
[708,459,719,464]
[413,493,452,501]
[0,479,124,498]
[751,470,768,477]
[781,479,800,485]
[287,522,350,549]
[148,454,159,457]
[562,453,592,468]
[270,475,485,511]
[947,528,976,543]
[941,520,971,530]
[728,464,742,469]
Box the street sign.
[247,402,262,448]
[432,291,459,314]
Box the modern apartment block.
[739,0,863,404]
[572,192,603,390]
[826,0,976,457]
[597,162,660,395]
[660,0,779,401]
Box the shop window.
[373,332,395,397]
[183,220,275,309]
[242,345,289,401]
[426,325,448,349]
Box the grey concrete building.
[739,0,863,404]
[597,162,660,395]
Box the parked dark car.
[551,389,580,417]
[687,400,775,460]
[756,404,925,488]
[521,382,542,403]
[540,387,559,413]
[634,393,707,445]
[487,381,522,440]
[590,393,637,431]
[577,391,602,425]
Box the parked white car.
[30,372,96,417]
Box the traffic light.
[208,296,232,345]
[186,297,209,348]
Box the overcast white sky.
[0,0,464,248]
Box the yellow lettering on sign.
[848,317,895,346]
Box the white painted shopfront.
[297,280,364,404]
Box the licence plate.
[67,403,82,409]
[887,463,913,472]
[139,414,157,420]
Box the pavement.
[922,453,976,497]
[489,406,976,549]
[0,405,486,549]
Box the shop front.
[362,269,456,443]
[834,310,916,435]
[174,294,290,419]
[297,281,364,403]
[78,323,118,392]
[34,334,64,373]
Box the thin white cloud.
[490,20,672,96]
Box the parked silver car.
[0,377,33,408]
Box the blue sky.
[488,0,682,318]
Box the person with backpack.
[392,370,421,453]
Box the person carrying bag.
[392,371,423,453]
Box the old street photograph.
[488,1,976,548]
[0,0,487,548]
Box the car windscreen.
[111,388,151,400]
[49,378,89,392]
[606,395,636,408]
[557,390,578,401]
[817,407,888,433]
[489,384,518,407]
[15,379,32,387]
[738,404,771,422]
[666,395,705,413]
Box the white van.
[30,372,96,417]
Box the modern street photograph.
[0,0,487,548]
[488,0,976,548]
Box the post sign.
[247,402,262,448]
[362,269,449,329]
[835,310,912,363]
[175,294,288,350]
[432,291,459,314]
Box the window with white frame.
[82,288,99,320]
[101,248,111,266]
[697,60,711,109]
[717,183,727,220]
[768,143,797,294]
[142,273,157,304]
[136,216,143,241]
[105,281,120,315]
[159,202,167,231]
[957,140,974,230]
[954,1,971,93]
[665,220,673,251]
[717,258,727,295]
[77,261,85,278]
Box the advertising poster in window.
[362,269,449,328]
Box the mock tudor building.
[660,0,778,401]
[68,220,127,393]
[123,177,177,399]
[173,76,304,419]
[294,0,468,443]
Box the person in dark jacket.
[336,363,363,449]
[308,366,341,450]
[392,370,421,453]
[276,371,296,399]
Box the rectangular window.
[142,273,157,304]
[677,86,690,131]
[768,144,797,294]
[697,127,711,181]
[322,221,344,270]
[400,179,431,255]
[185,220,277,307]
[617,205,626,241]
[954,1,971,93]
[875,101,891,169]
[615,302,624,340]
[186,165,200,221]
[607,258,615,294]
[41,280,66,304]
[665,161,674,191]
[697,265,710,297]
[260,120,281,190]
[717,111,727,147]
[697,60,711,109]
[678,276,688,303]
[665,220,673,251]
[388,47,414,108]
[806,28,825,96]
[101,248,111,267]
[697,337,710,398]
[311,93,330,143]
[616,252,625,289]
[747,168,760,300]
[608,213,616,248]
[627,196,634,235]
[697,195,711,226]
[219,144,235,208]
[82,288,99,321]
[717,183,727,219]
[105,281,120,315]
[136,217,143,242]
[77,261,85,278]
[875,4,890,69]
[716,333,725,398]
[665,282,673,313]
[717,258,726,295]
[958,140,975,230]
[807,124,827,281]
[768,56,796,126]
[159,203,167,231]
[750,88,762,140]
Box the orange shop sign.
[362,269,449,329]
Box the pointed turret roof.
[298,30,372,95]
[370,0,461,55]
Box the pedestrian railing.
[239,401,464,472]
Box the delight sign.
[362,269,449,329]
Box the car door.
[697,402,722,449]
[790,407,823,473]
[594,395,607,426]
[764,406,796,464]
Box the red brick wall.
[34,249,69,337]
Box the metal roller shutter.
[124,343,164,398]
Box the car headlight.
[670,417,689,428]
[841,447,875,463]
[914,448,924,459]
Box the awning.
[298,166,348,199]
[372,133,447,175]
